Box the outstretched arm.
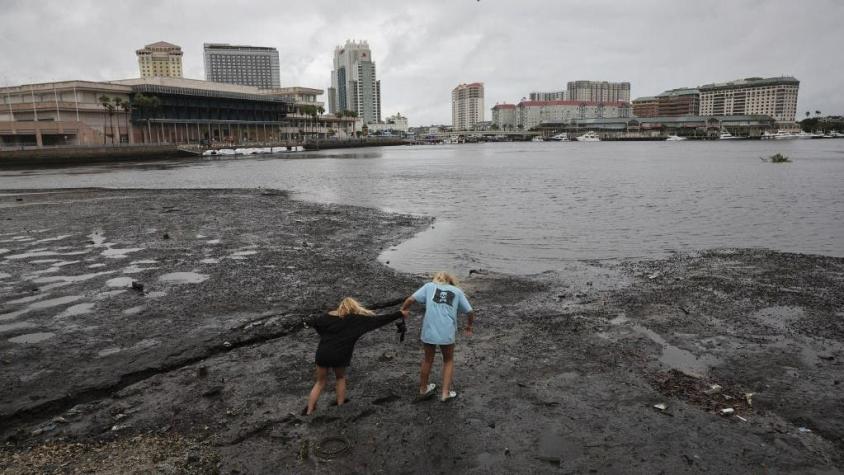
[356,310,408,334]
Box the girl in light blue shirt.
[401,271,474,402]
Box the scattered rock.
[131,281,144,292]
[163,233,170,240]
[201,385,223,398]
[197,366,208,378]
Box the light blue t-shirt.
[412,282,473,345]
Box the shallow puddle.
[56,302,96,318]
[97,347,123,357]
[0,321,38,333]
[28,295,83,310]
[106,276,135,288]
[122,265,159,274]
[101,248,144,259]
[33,271,115,285]
[6,293,53,305]
[610,313,720,375]
[8,332,56,343]
[158,272,209,284]
[5,250,90,260]
[123,305,146,316]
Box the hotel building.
[452,82,485,130]
[327,40,381,124]
[516,100,631,130]
[136,41,183,79]
[491,103,517,129]
[699,76,799,123]
[567,80,630,103]
[633,88,700,118]
[203,43,281,89]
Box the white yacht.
[576,131,601,142]
[531,135,545,142]
[718,131,742,140]
[665,135,687,141]
[763,130,796,140]
[794,130,814,139]
[548,133,570,142]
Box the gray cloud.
[1,0,842,124]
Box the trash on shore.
[650,369,752,416]
[653,403,668,411]
[703,384,722,395]
[648,272,660,279]
[720,408,735,416]
[798,427,812,433]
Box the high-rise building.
[699,76,799,123]
[203,44,281,89]
[328,40,381,124]
[529,91,567,101]
[452,83,484,130]
[567,80,630,103]
[136,41,183,79]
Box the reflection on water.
[1,141,843,275]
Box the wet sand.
[0,189,842,473]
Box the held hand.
[464,327,473,337]
[400,309,409,318]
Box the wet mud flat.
[1,189,843,473]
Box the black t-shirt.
[311,311,404,368]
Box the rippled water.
[2,141,843,274]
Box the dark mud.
[1,189,842,474]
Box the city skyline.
[1,0,842,125]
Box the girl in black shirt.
[305,297,407,415]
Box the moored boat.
[576,131,600,142]
[665,135,687,141]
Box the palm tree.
[805,111,811,118]
[117,99,133,144]
[98,95,113,144]
[815,110,822,117]
[132,94,162,143]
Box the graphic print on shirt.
[433,288,455,306]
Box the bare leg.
[334,367,347,405]
[307,366,328,415]
[419,344,436,394]
[440,344,455,399]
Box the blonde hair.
[432,271,458,286]
[330,297,375,318]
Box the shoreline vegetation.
[0,189,842,473]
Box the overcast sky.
[1,0,842,125]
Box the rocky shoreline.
[1,189,842,473]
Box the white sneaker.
[441,390,457,402]
[416,383,437,402]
